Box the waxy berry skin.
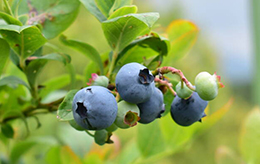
[170,92,208,126]
[195,72,219,101]
[137,87,165,124]
[116,62,155,104]
[72,86,118,130]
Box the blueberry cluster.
[71,62,223,145]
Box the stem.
[107,50,118,78]
[3,0,14,16]
[0,97,64,123]
[85,130,94,137]
[154,66,196,91]
[154,77,176,96]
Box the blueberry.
[116,62,155,104]
[114,101,140,129]
[195,72,222,101]
[170,92,208,126]
[72,86,118,130]
[137,87,165,124]
[175,81,193,99]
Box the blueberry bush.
[1,0,258,163]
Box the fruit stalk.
[153,66,195,91]
[154,77,176,96]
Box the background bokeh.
[0,0,259,163]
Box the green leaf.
[137,120,165,157]
[160,114,197,151]
[80,0,106,22]
[239,107,260,164]
[0,12,22,25]
[117,141,140,164]
[57,90,78,121]
[115,32,169,68]
[30,53,71,65]
[1,123,14,138]
[10,141,37,164]
[95,0,115,18]
[108,5,137,20]
[12,0,80,39]
[102,12,159,52]
[0,38,10,75]
[165,19,199,61]
[25,59,47,87]
[0,25,47,59]
[60,35,104,74]
[112,0,133,11]
[0,76,30,89]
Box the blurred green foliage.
[0,0,258,164]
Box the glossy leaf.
[60,35,104,74]
[115,32,169,68]
[95,0,115,18]
[57,90,78,121]
[112,0,133,11]
[102,12,160,52]
[0,25,47,59]
[1,123,14,138]
[166,20,199,60]
[137,120,165,157]
[108,5,137,20]
[0,76,30,89]
[0,12,22,25]
[80,0,106,22]
[12,0,80,39]
[0,38,10,75]
[239,107,260,164]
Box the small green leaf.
[102,12,159,52]
[30,53,71,65]
[0,38,10,75]
[12,0,80,39]
[112,0,133,11]
[0,76,30,89]
[95,0,115,18]
[80,0,106,22]
[116,32,169,68]
[25,59,47,87]
[57,90,78,121]
[137,120,165,157]
[0,25,47,59]
[165,19,199,61]
[239,107,260,164]
[0,12,22,25]
[60,35,104,74]
[108,5,137,20]
[1,123,14,138]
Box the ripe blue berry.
[170,92,208,126]
[72,86,118,130]
[116,62,155,104]
[137,87,165,124]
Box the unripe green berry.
[175,81,193,99]
[105,123,118,132]
[195,72,222,101]
[114,101,140,129]
[94,130,113,145]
